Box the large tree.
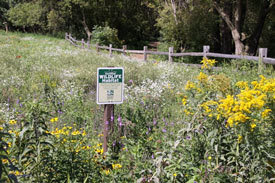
[156,0,221,53]
[212,0,275,55]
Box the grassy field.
[0,30,274,183]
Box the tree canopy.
[1,0,274,56]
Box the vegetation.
[0,31,274,182]
[1,0,274,56]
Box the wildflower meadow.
[0,31,274,182]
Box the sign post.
[97,67,124,153]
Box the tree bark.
[219,1,233,53]
[3,22,8,33]
[213,0,272,55]
[213,1,245,55]
[170,0,178,24]
[81,11,92,42]
[245,0,273,54]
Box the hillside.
[0,31,274,182]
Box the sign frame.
[96,67,124,105]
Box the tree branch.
[212,1,235,31]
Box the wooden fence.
[65,33,275,65]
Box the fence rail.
[65,33,275,65]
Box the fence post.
[144,46,148,61]
[81,39,84,49]
[203,45,210,58]
[109,44,113,57]
[96,43,99,53]
[169,47,174,62]
[123,45,127,56]
[258,48,268,73]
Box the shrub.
[91,25,122,47]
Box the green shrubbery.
[91,25,122,47]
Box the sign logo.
[97,67,124,104]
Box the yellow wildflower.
[236,81,248,89]
[112,163,122,169]
[173,173,177,177]
[9,120,17,125]
[208,156,212,160]
[262,109,272,118]
[0,126,3,131]
[103,169,110,175]
[182,96,187,105]
[251,123,256,131]
[201,57,216,69]
[50,117,58,123]
[95,148,103,154]
[237,135,242,143]
[9,171,23,176]
[2,159,8,164]
[197,72,208,83]
[72,130,81,136]
[185,81,196,90]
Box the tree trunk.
[3,22,8,33]
[244,0,272,55]
[81,11,92,42]
[212,0,272,55]
[232,29,245,55]
[219,1,233,54]
[170,0,178,24]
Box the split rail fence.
[65,33,275,65]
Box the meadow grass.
[0,30,274,182]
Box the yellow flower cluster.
[112,163,122,169]
[93,143,103,155]
[201,57,216,69]
[48,126,86,138]
[103,169,110,175]
[8,130,19,136]
[9,120,17,125]
[185,81,202,93]
[200,75,274,129]
[197,72,208,83]
[50,117,58,123]
[2,159,8,164]
[185,81,196,90]
[9,171,23,176]
[181,96,187,105]
[200,100,218,117]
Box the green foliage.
[91,25,122,47]
[7,2,44,29]
[47,10,65,35]
[156,1,219,53]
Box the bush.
[91,25,122,47]
[7,2,43,30]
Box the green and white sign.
[97,67,124,104]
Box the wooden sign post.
[97,67,124,153]
[103,104,114,153]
